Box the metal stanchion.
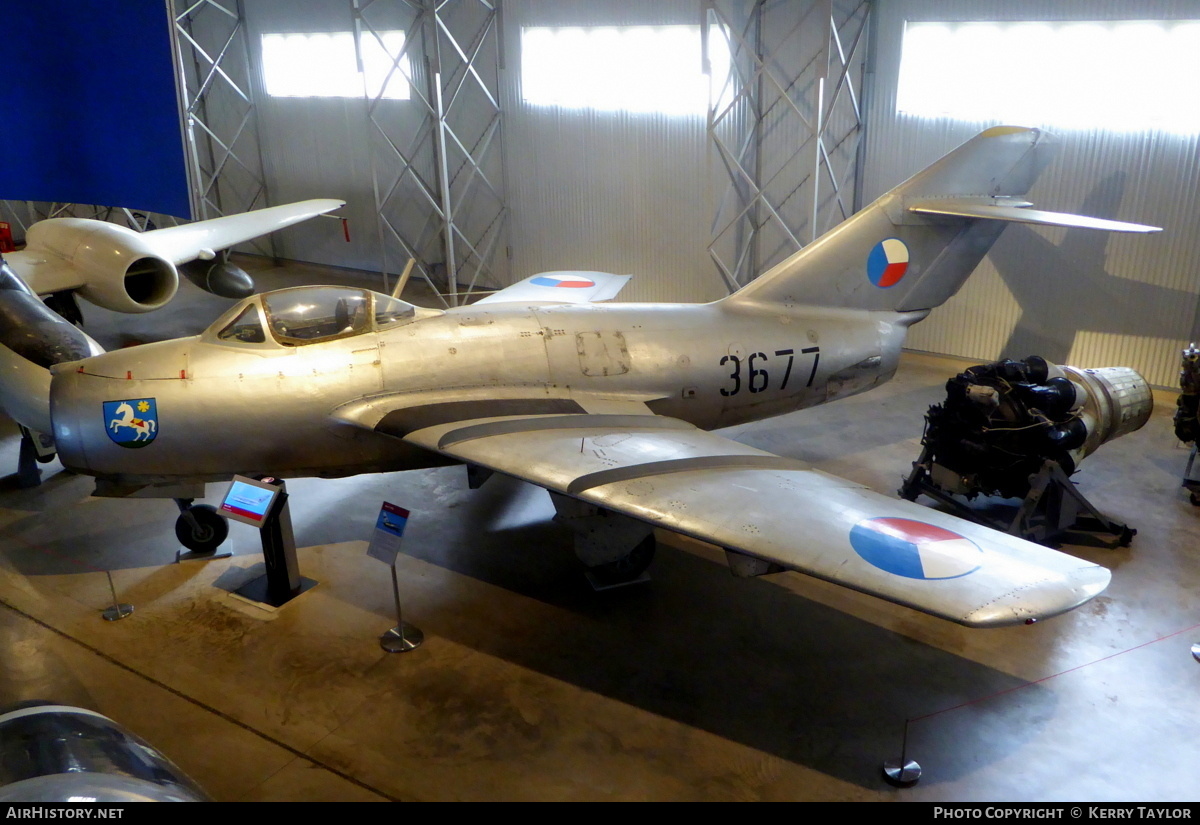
[101,571,133,622]
[882,718,921,787]
[380,560,422,653]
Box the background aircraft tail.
[723,126,1157,314]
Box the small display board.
[219,475,283,528]
[367,502,409,565]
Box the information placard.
[367,502,409,565]
[219,475,282,528]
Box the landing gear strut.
[549,492,656,588]
[173,498,228,554]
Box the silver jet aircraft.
[46,127,1161,627]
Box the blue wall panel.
[1,1,192,218]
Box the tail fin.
[723,126,1158,313]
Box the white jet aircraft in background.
[0,199,343,472]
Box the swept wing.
[334,402,1109,628]
[134,198,346,265]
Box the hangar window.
[261,31,411,100]
[897,20,1200,133]
[520,25,730,115]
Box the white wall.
[861,0,1200,387]
[238,0,865,303]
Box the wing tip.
[959,564,1111,628]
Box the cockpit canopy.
[210,286,418,347]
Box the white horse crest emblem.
[104,398,158,448]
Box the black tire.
[175,504,229,554]
[587,534,656,586]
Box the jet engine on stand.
[900,356,1152,546]
[1173,344,1200,503]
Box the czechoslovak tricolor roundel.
[531,273,596,288]
[867,238,909,288]
[849,517,982,580]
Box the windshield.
[216,304,266,344]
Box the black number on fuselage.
[720,346,820,396]
[748,352,768,393]
[802,346,820,387]
[720,354,741,396]
[775,349,794,389]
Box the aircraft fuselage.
[49,295,923,486]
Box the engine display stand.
[900,450,1134,548]
[1181,445,1200,506]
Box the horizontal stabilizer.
[908,200,1161,233]
[473,271,631,306]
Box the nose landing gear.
[173,499,229,555]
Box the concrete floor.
[1,258,1198,801]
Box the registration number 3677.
[719,346,820,396]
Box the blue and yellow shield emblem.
[103,398,158,448]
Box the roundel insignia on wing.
[530,273,596,288]
[866,238,910,288]
[849,517,982,580]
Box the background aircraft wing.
[472,271,630,305]
[141,199,345,264]
[341,404,1109,627]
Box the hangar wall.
[239,0,865,304]
[861,0,1200,388]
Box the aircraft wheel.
[587,534,656,586]
[175,504,229,554]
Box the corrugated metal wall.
[502,0,721,302]
[239,0,861,304]
[242,0,385,274]
[863,0,1200,387]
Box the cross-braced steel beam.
[354,0,508,307]
[705,0,870,293]
[173,0,273,256]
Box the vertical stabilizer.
[724,127,1054,313]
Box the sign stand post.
[368,502,423,653]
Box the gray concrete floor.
[1,258,1198,801]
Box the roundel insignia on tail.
[530,273,596,288]
[866,238,909,288]
[849,517,982,580]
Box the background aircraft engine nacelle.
[179,255,255,299]
[921,356,1152,499]
[25,218,179,313]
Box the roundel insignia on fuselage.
[866,238,909,288]
[849,517,982,580]
[530,273,596,288]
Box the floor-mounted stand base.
[901,452,1134,548]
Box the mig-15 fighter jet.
[43,127,1161,627]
